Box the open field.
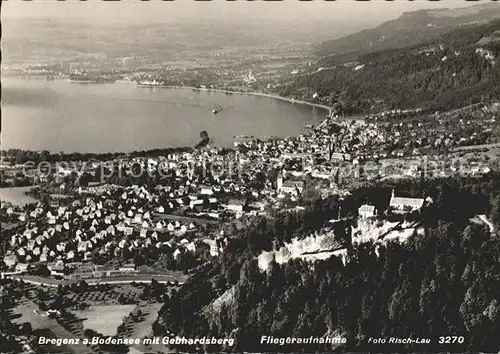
[131,302,162,340]
[73,304,137,336]
[0,186,37,206]
[10,299,54,330]
[10,300,92,354]
[128,302,171,353]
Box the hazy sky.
[2,0,477,25]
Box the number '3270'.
[438,336,464,344]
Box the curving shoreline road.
[131,82,335,112]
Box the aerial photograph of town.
[1,0,499,353]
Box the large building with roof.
[389,190,425,213]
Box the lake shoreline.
[131,82,334,112]
[0,186,38,206]
[3,77,331,154]
[5,76,334,112]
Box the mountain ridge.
[315,3,500,59]
[279,18,500,115]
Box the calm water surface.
[0,187,37,206]
[2,78,326,153]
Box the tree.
[134,253,145,267]
[158,253,173,270]
[152,320,163,336]
[31,264,50,277]
[37,289,46,301]
[84,329,95,338]
[78,172,91,188]
[20,322,32,335]
[38,301,47,311]
[117,294,127,305]
[131,308,143,322]
[78,280,89,293]
[51,295,64,310]
[142,285,151,299]
[490,195,500,230]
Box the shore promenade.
[133,83,366,126]
[134,83,338,130]
[134,83,335,112]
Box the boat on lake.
[136,79,168,87]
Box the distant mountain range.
[279,16,500,115]
[0,18,346,66]
[315,3,500,62]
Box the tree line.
[0,147,195,165]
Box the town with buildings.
[1,94,499,353]
[2,2,500,353]
[2,102,498,276]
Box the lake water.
[0,187,37,206]
[2,77,327,153]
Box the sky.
[2,0,477,25]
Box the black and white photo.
[1,1,500,353]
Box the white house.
[3,254,18,268]
[15,263,29,272]
[358,205,376,219]
[202,239,220,257]
[134,214,143,224]
[185,241,196,253]
[77,241,92,253]
[190,199,204,209]
[227,199,246,212]
[156,221,165,229]
[200,186,214,195]
[66,250,75,260]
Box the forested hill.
[315,3,500,58]
[278,19,500,115]
[154,175,500,353]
